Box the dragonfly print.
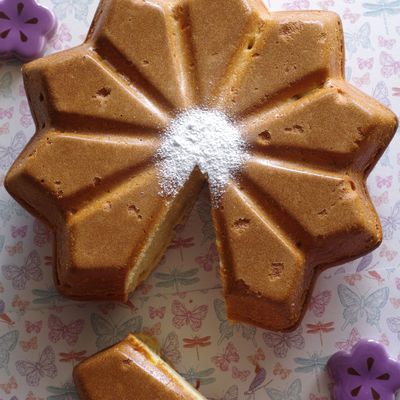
[306,321,335,346]
[294,353,330,393]
[362,0,400,34]
[183,336,211,360]
[168,236,195,262]
[154,267,200,294]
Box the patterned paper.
[0,0,399,399]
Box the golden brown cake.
[73,334,206,400]
[5,0,398,331]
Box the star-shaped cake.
[6,0,398,331]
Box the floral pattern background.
[0,0,399,399]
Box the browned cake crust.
[5,0,398,331]
[73,334,206,400]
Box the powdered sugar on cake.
[156,109,249,203]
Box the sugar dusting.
[156,109,249,203]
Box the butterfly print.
[0,131,26,170]
[353,72,370,87]
[344,8,360,23]
[308,290,331,317]
[344,23,372,56]
[5,240,23,256]
[49,23,72,50]
[148,306,166,319]
[20,336,38,352]
[381,201,400,240]
[52,0,94,22]
[396,277,400,290]
[25,320,42,334]
[214,298,256,344]
[390,298,400,309]
[338,284,388,329]
[19,100,33,128]
[91,313,142,350]
[195,243,219,272]
[48,315,84,346]
[0,376,17,394]
[380,51,400,78]
[247,347,265,366]
[232,366,250,382]
[393,87,400,96]
[2,250,42,290]
[11,225,28,238]
[376,175,393,188]
[211,342,239,371]
[0,122,9,135]
[266,378,302,400]
[11,295,30,313]
[373,81,391,107]
[317,0,334,10]
[378,35,396,49]
[161,332,181,365]
[0,330,18,372]
[282,0,310,10]
[33,219,52,247]
[387,317,400,340]
[263,327,305,358]
[373,191,389,207]
[0,107,13,119]
[16,346,57,386]
[357,57,374,69]
[380,244,398,261]
[25,391,44,400]
[142,322,161,337]
[171,300,208,332]
[273,362,292,379]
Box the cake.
[5,0,398,331]
[73,334,207,400]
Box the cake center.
[156,109,249,202]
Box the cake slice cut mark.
[91,43,172,125]
[63,159,155,217]
[238,169,314,250]
[167,0,198,106]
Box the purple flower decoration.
[328,340,400,400]
[0,0,56,61]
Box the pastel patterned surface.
[0,0,399,398]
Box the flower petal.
[244,81,398,173]
[22,46,170,131]
[221,11,343,116]
[91,0,192,109]
[241,158,381,265]
[212,181,306,331]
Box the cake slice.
[73,334,206,400]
